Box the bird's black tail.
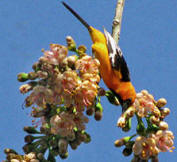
[62,2,91,32]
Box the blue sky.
[0,0,177,161]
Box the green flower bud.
[77,132,87,142]
[58,139,68,155]
[6,153,23,161]
[156,98,167,108]
[23,143,34,154]
[86,108,94,116]
[24,135,35,143]
[78,45,87,54]
[122,147,132,156]
[66,36,77,52]
[94,111,103,121]
[114,139,125,147]
[17,73,29,82]
[23,126,40,134]
[60,152,69,159]
[37,153,45,160]
[95,102,103,112]
[160,107,170,118]
[69,141,78,150]
[84,133,91,143]
[4,148,18,155]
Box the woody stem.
[112,0,125,45]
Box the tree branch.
[112,0,125,45]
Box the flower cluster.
[134,90,160,118]
[13,36,102,161]
[132,130,174,160]
[115,90,174,161]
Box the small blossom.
[62,70,79,93]
[117,115,126,128]
[29,86,53,107]
[75,80,98,109]
[67,55,77,69]
[76,56,100,74]
[67,55,77,64]
[73,112,89,130]
[24,152,36,159]
[133,136,159,160]
[81,73,100,83]
[41,44,68,65]
[50,111,88,137]
[50,113,75,137]
[133,90,160,118]
[124,106,136,118]
[155,130,174,152]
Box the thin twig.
[112,0,125,45]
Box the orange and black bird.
[62,2,136,111]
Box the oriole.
[62,2,136,111]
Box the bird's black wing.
[104,28,130,82]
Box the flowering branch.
[111,2,174,161]
[112,0,125,44]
